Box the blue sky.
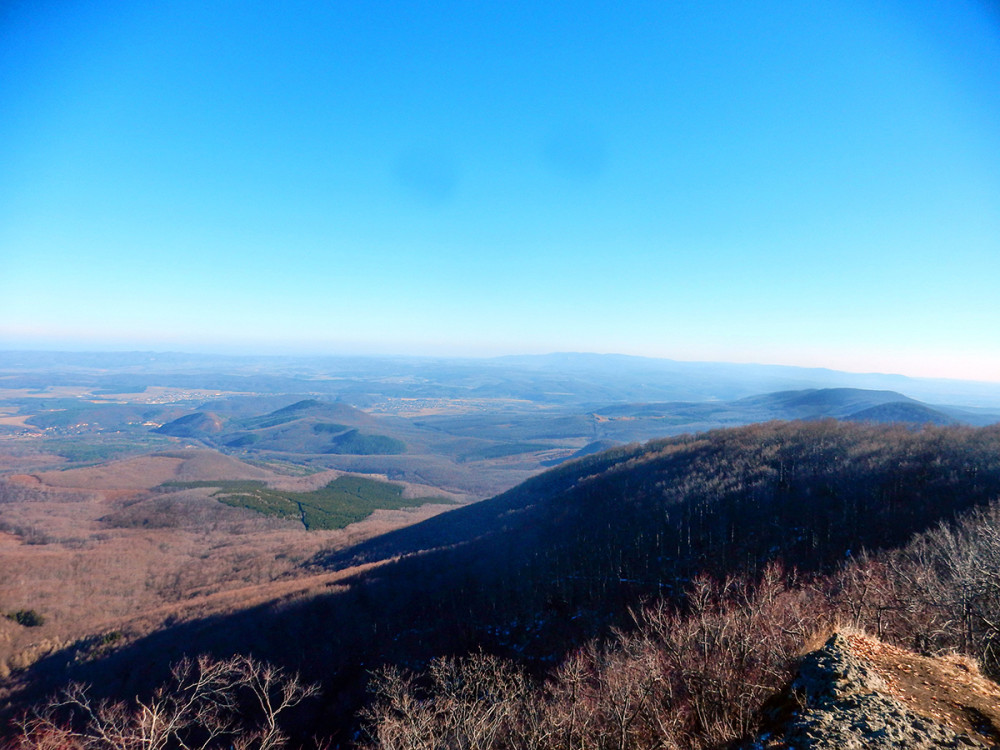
[2,0,999,381]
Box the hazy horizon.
[5,344,1000,388]
[2,1,998,382]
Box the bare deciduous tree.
[362,563,827,750]
[363,653,534,750]
[11,654,318,750]
[888,502,1000,672]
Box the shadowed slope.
[846,401,958,425]
[8,421,1000,742]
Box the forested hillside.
[324,420,1000,620]
[6,421,1000,747]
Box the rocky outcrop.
[744,631,1000,749]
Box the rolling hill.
[8,420,1000,744]
[157,399,407,456]
[320,421,1000,604]
[845,400,958,425]
[733,387,920,418]
[155,411,226,437]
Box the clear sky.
[2,0,999,381]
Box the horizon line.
[3,346,1000,387]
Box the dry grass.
[0,449,460,685]
[0,448,65,474]
[32,450,274,490]
[840,629,1000,742]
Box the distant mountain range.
[144,388,996,497]
[3,350,1000,408]
[590,387,971,434]
[4,351,999,501]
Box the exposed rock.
[743,631,1000,749]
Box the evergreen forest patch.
[162,476,445,529]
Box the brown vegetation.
[358,517,1000,750]
[11,522,1000,750]
[30,451,273,490]
[841,630,1000,741]
[360,564,827,750]
[9,654,317,750]
[0,448,459,688]
[5,421,1000,747]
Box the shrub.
[7,609,45,627]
